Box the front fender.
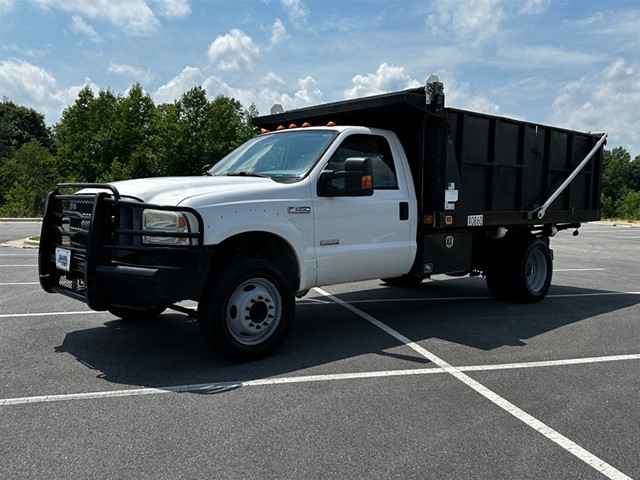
[200,205,317,289]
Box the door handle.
[399,202,409,221]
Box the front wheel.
[198,258,295,361]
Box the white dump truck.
[39,77,606,360]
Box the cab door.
[313,132,415,285]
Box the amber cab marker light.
[327,121,336,126]
[260,128,270,134]
[288,123,297,129]
[302,122,311,127]
[423,215,434,225]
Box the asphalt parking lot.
[1,221,638,479]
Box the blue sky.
[1,0,638,154]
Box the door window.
[324,134,398,190]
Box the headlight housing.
[142,209,196,246]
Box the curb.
[0,218,42,222]
[0,238,39,249]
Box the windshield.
[207,130,337,180]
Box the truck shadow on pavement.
[54,277,640,390]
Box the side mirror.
[201,164,211,175]
[318,157,374,197]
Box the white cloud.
[31,0,161,35]
[427,0,505,46]
[153,66,203,104]
[440,74,501,115]
[269,18,287,47]
[518,0,550,15]
[497,44,604,69]
[344,63,421,99]
[0,58,97,122]
[0,58,58,102]
[150,0,190,18]
[70,15,101,43]
[108,62,155,84]
[201,75,322,114]
[280,0,308,25]
[207,29,259,71]
[263,72,287,88]
[287,76,322,107]
[0,0,14,14]
[550,59,640,153]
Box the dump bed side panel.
[437,109,603,227]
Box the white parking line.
[554,268,605,272]
[0,310,100,319]
[1,354,639,406]
[314,287,634,480]
[0,265,37,267]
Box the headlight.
[142,209,195,246]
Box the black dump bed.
[254,87,605,228]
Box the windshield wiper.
[226,171,270,178]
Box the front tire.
[198,258,295,361]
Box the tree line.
[0,86,639,220]
[0,84,258,217]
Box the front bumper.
[38,183,212,310]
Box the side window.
[324,134,398,189]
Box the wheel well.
[210,232,300,291]
[473,228,549,274]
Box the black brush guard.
[38,183,211,311]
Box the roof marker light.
[327,121,336,127]
[288,123,297,129]
[302,122,311,127]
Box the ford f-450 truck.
[39,77,606,360]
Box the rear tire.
[485,236,552,303]
[198,258,295,361]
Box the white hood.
[102,176,288,206]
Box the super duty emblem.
[288,206,311,215]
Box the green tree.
[617,190,640,220]
[207,95,258,166]
[0,141,60,217]
[54,87,119,182]
[601,147,632,201]
[629,154,640,192]
[99,84,157,181]
[0,99,52,164]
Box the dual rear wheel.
[485,236,553,303]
